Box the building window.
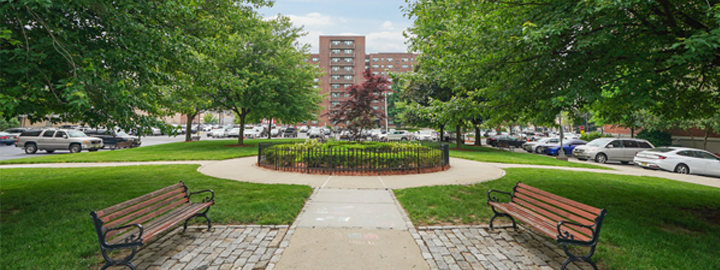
[331,84,341,89]
[372,71,379,75]
[344,84,352,88]
[344,49,353,54]
[402,58,408,62]
[410,58,414,61]
[365,59,370,62]
[344,66,353,71]
[313,78,319,82]
[372,100,379,103]
[331,49,341,54]
[331,40,341,45]
[387,65,393,69]
[311,120,318,124]
[372,58,379,62]
[381,58,384,61]
[402,64,409,68]
[365,66,369,70]
[372,106,379,110]
[381,72,385,75]
[331,58,340,62]
[331,66,340,71]
[331,75,340,80]
[387,58,393,62]
[311,57,319,62]
[372,64,379,68]
[381,65,384,68]
[344,40,353,45]
[343,75,353,80]
[331,101,340,106]
[331,92,342,97]
[343,58,353,63]
[344,93,351,97]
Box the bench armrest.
[103,223,144,249]
[487,189,513,203]
[556,220,596,245]
[188,189,215,203]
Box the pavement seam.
[320,175,333,188]
[265,187,321,270]
[377,176,388,189]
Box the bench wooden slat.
[96,183,185,217]
[514,192,596,226]
[103,192,188,229]
[102,189,186,223]
[105,198,189,239]
[517,183,602,215]
[509,197,594,238]
[490,202,592,241]
[107,202,211,245]
[515,186,600,222]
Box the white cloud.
[366,31,408,53]
[381,21,394,31]
[286,12,340,27]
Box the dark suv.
[83,128,141,149]
[283,127,298,138]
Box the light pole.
[384,91,389,134]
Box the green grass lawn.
[0,165,313,269]
[0,139,302,164]
[449,144,610,170]
[394,168,720,270]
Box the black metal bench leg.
[488,206,517,231]
[183,207,213,232]
[100,248,137,270]
[560,244,598,270]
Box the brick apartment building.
[305,35,418,128]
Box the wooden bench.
[90,182,214,270]
[487,182,607,270]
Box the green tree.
[326,69,391,140]
[203,113,218,125]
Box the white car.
[299,126,309,133]
[412,130,437,141]
[210,128,226,138]
[634,147,720,177]
[243,128,261,139]
[522,137,560,153]
[382,130,411,141]
[227,128,240,138]
[573,138,653,164]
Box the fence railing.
[258,141,449,175]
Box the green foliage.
[262,141,443,169]
[637,129,673,147]
[579,132,613,142]
[0,117,20,130]
[203,113,218,124]
[0,165,311,269]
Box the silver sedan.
[634,147,720,177]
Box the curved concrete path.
[199,157,504,189]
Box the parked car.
[227,128,240,138]
[545,139,587,156]
[0,131,18,145]
[522,137,560,153]
[283,127,298,138]
[16,128,103,154]
[270,128,281,137]
[487,135,522,147]
[412,130,437,141]
[210,128,227,138]
[573,138,654,164]
[308,128,325,139]
[299,126,309,133]
[322,128,332,136]
[243,128,261,139]
[83,128,141,149]
[634,147,720,177]
[382,130,411,141]
[339,130,353,140]
[150,127,162,136]
[4,127,29,138]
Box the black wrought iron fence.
[258,141,449,175]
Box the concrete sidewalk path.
[199,157,504,189]
[273,188,430,270]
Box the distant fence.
[258,141,450,175]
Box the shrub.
[637,130,672,147]
[580,132,613,142]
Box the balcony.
[330,78,354,84]
[329,43,355,49]
[330,69,354,75]
[329,52,355,58]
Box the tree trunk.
[439,125,445,142]
[455,123,462,149]
[267,118,273,140]
[184,112,197,142]
[236,109,247,145]
[474,126,481,146]
[686,129,697,148]
[630,127,635,138]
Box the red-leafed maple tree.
[324,69,391,140]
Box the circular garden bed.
[258,140,449,176]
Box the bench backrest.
[90,182,189,242]
[512,182,605,242]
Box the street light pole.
[384,91,389,134]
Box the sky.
[258,0,414,53]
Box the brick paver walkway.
[132,225,291,270]
[417,225,593,270]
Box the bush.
[580,132,613,142]
[261,140,443,170]
[637,130,672,147]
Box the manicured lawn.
[0,139,302,164]
[0,165,313,269]
[394,168,720,270]
[449,144,609,170]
